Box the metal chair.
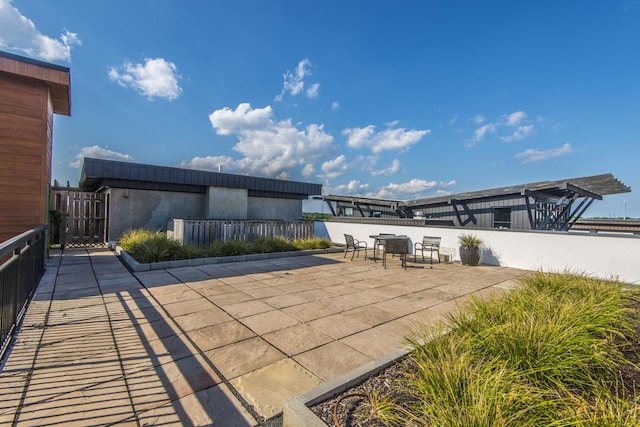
[414,236,441,265]
[383,238,407,269]
[344,234,368,260]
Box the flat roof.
[317,174,631,209]
[0,50,71,115]
[80,158,322,200]
[403,173,631,208]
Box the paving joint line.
[8,251,62,426]
[87,249,140,427]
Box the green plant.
[120,228,334,262]
[250,236,294,253]
[458,233,482,247]
[206,239,252,257]
[394,272,640,426]
[291,237,332,250]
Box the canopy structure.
[317,174,631,231]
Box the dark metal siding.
[80,158,322,197]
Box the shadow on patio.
[1,248,527,426]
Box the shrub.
[292,238,332,250]
[205,240,251,257]
[120,228,335,262]
[396,272,639,426]
[119,229,194,263]
[250,236,294,253]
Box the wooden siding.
[0,53,70,244]
[0,74,50,242]
[0,53,70,115]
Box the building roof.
[79,158,322,200]
[402,174,630,209]
[0,50,71,116]
[316,174,630,212]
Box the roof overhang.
[80,158,322,199]
[403,174,629,209]
[0,50,71,115]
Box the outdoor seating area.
[0,247,527,426]
[345,233,441,270]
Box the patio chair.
[414,236,441,265]
[383,238,407,269]
[344,234,368,260]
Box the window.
[344,207,354,217]
[493,207,511,229]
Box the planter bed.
[116,246,343,272]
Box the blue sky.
[2,0,639,217]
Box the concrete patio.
[0,248,528,426]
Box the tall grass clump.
[389,272,640,426]
[119,229,197,263]
[205,239,251,257]
[291,237,332,250]
[250,236,294,253]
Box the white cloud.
[306,83,320,98]
[331,101,340,111]
[343,124,430,154]
[468,110,535,146]
[515,142,573,164]
[466,123,497,146]
[182,103,334,179]
[372,178,438,200]
[209,103,273,135]
[0,0,80,62]
[275,58,319,101]
[501,124,535,142]
[371,159,400,176]
[505,111,527,126]
[320,155,348,179]
[472,114,486,124]
[325,180,369,196]
[70,146,134,168]
[301,163,316,178]
[108,58,182,101]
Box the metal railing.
[169,219,315,247]
[0,225,47,361]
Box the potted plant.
[458,233,482,266]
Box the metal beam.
[567,198,595,230]
[523,194,535,230]
[562,183,603,200]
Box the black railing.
[0,225,47,361]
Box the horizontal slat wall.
[0,74,49,243]
[171,220,315,246]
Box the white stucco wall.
[316,221,640,284]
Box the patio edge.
[283,348,409,427]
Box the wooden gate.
[49,187,108,247]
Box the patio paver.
[0,247,529,425]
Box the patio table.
[369,234,409,260]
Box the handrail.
[0,224,48,361]
[0,225,49,259]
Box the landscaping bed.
[116,229,337,270]
[305,273,640,426]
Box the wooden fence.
[169,219,315,246]
[49,187,107,247]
